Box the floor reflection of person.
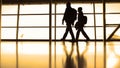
[76,42,89,68]
[62,41,76,68]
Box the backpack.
[71,8,77,25]
[72,8,77,21]
[63,8,77,25]
[82,16,87,24]
[75,16,87,30]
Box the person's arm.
[62,19,64,25]
[62,8,67,25]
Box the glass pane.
[56,4,66,13]
[106,27,120,39]
[2,28,16,39]
[56,15,64,26]
[20,4,49,14]
[19,15,49,26]
[73,3,93,13]
[106,14,120,24]
[95,3,103,13]
[114,28,120,38]
[96,15,103,26]
[106,27,116,35]
[2,5,17,14]
[2,16,17,26]
[96,27,103,39]
[18,28,49,39]
[106,3,120,13]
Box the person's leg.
[69,26,75,40]
[76,29,81,41]
[62,26,69,40]
[81,28,90,40]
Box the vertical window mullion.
[49,0,52,68]
[103,0,106,68]
[0,0,2,68]
[16,0,20,68]
[93,1,97,68]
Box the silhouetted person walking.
[61,2,77,41]
[75,7,90,41]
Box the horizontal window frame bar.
[2,13,120,16]
[1,39,120,41]
[1,26,119,28]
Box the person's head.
[78,7,82,12]
[66,1,71,8]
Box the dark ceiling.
[2,0,120,4]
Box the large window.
[1,3,120,40]
[1,2,120,68]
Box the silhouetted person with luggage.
[75,7,90,41]
[61,2,77,41]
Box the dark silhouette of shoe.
[71,39,76,42]
[61,38,65,41]
[86,38,90,41]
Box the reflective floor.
[0,41,120,68]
